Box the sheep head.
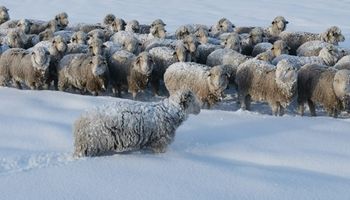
[88,38,106,56]
[194,27,209,44]
[151,19,166,27]
[222,33,241,53]
[275,61,298,102]
[271,40,289,57]
[249,27,264,45]
[271,16,288,32]
[319,45,342,66]
[31,46,51,72]
[17,19,31,34]
[71,31,87,45]
[320,26,345,45]
[87,29,105,44]
[183,35,199,53]
[0,6,9,24]
[150,24,166,39]
[125,20,140,33]
[170,89,201,115]
[216,18,235,33]
[122,36,141,55]
[133,52,153,76]
[51,35,67,55]
[55,12,69,30]
[333,69,350,111]
[111,18,126,32]
[176,25,192,40]
[7,30,26,48]
[206,65,230,99]
[103,14,116,26]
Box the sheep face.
[194,27,209,44]
[103,14,116,26]
[123,37,140,55]
[175,43,188,62]
[46,19,59,32]
[17,19,31,34]
[38,29,54,41]
[87,30,105,44]
[52,35,68,54]
[151,19,166,27]
[55,12,69,29]
[272,40,289,56]
[183,35,198,53]
[134,52,153,76]
[207,65,229,98]
[223,33,241,52]
[249,27,264,45]
[150,24,166,39]
[170,89,201,115]
[216,18,235,33]
[7,30,25,48]
[88,38,105,56]
[271,16,288,32]
[176,26,191,40]
[321,26,345,45]
[31,47,51,71]
[333,69,350,110]
[71,31,87,45]
[319,45,342,66]
[111,18,126,32]
[275,63,297,101]
[126,20,140,33]
[0,6,9,24]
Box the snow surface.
[1,0,350,199]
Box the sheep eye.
[89,46,93,49]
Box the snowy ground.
[1,0,350,199]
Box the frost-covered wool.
[109,18,126,32]
[296,40,332,57]
[335,55,350,70]
[236,59,297,116]
[110,31,141,55]
[241,27,265,56]
[69,31,87,45]
[1,29,27,48]
[0,6,9,25]
[209,18,235,37]
[149,24,166,39]
[0,47,50,89]
[206,48,248,68]
[164,62,229,108]
[251,42,272,57]
[73,89,201,157]
[195,43,222,64]
[272,46,342,69]
[58,54,109,95]
[297,64,350,117]
[0,19,32,35]
[265,16,288,38]
[219,32,241,52]
[125,20,140,33]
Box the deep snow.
[1,0,350,199]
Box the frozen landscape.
[1,0,350,199]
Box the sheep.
[235,59,297,116]
[150,24,166,39]
[297,64,350,117]
[125,20,140,33]
[73,89,201,157]
[206,48,248,68]
[103,14,115,26]
[109,18,126,32]
[334,55,350,70]
[175,25,194,40]
[55,12,69,30]
[0,46,50,89]
[0,6,9,25]
[252,40,290,62]
[209,18,235,37]
[58,54,109,96]
[265,16,289,38]
[0,19,32,35]
[296,40,343,57]
[70,31,87,45]
[164,62,230,108]
[69,23,104,33]
[108,51,153,98]
[279,26,345,55]
[195,43,222,64]
[272,45,343,69]
[220,32,242,52]
[1,29,28,48]
[241,27,266,56]
[148,45,189,95]
[151,19,166,28]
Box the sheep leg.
[149,136,168,153]
[270,103,279,116]
[150,79,160,96]
[298,101,305,116]
[13,81,22,89]
[278,104,285,116]
[239,94,250,110]
[307,99,316,116]
[245,95,251,110]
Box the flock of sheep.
[1,6,350,156]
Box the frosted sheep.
[0,47,50,89]
[241,27,266,56]
[164,62,230,108]
[209,18,235,37]
[110,31,141,55]
[235,59,297,116]
[175,25,194,40]
[334,55,350,70]
[220,32,242,52]
[296,40,347,57]
[1,29,27,48]
[253,40,290,62]
[103,14,116,26]
[70,31,87,45]
[149,24,166,39]
[73,89,201,157]
[265,16,289,38]
[297,64,350,117]
[206,48,249,68]
[54,12,69,30]
[0,19,32,35]
[58,54,109,95]
[109,18,126,32]
[195,43,223,64]
[279,26,345,55]
[125,20,140,33]
[272,45,343,69]
[0,6,9,25]
[108,51,154,98]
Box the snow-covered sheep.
[265,16,289,38]
[110,31,141,55]
[0,47,50,89]
[334,55,350,70]
[73,89,201,157]
[0,6,9,25]
[55,12,69,30]
[0,19,32,35]
[29,19,59,34]
[272,45,343,69]
[209,18,235,37]
[1,29,27,48]
[151,19,166,28]
[58,54,109,95]
[279,26,345,55]
[150,24,166,39]
[103,14,115,26]
[236,59,297,116]
[220,32,241,52]
[253,40,290,62]
[164,62,230,108]
[108,51,153,98]
[125,20,140,33]
[109,18,126,32]
[70,31,87,45]
[240,27,266,56]
[175,25,194,40]
[297,64,350,117]
[206,48,249,68]
[195,43,222,64]
[295,40,346,57]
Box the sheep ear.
[52,40,56,44]
[272,21,275,25]
[271,47,274,50]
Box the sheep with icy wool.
[0,6,9,25]
[279,26,345,55]
[272,45,343,69]
[164,62,230,108]
[296,40,347,57]
[206,48,249,68]
[73,89,201,157]
[110,31,141,55]
[109,18,126,32]
[253,40,290,63]
[297,64,350,117]
[209,18,235,37]
[334,55,350,70]
[265,16,289,38]
[241,27,266,56]
[0,46,50,89]
[108,50,153,98]
[235,59,297,116]
[58,54,109,96]
[1,29,28,48]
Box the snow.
[1,0,350,199]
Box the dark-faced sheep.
[73,89,201,157]
[0,47,50,89]
[58,54,109,96]
[297,64,350,117]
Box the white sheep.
[108,50,153,99]
[209,18,235,37]
[272,45,343,69]
[334,55,350,70]
[73,89,201,157]
[164,62,230,108]
[57,54,109,96]
[297,64,350,117]
[206,48,249,68]
[235,59,297,116]
[109,31,141,55]
[0,6,9,25]
[265,16,289,38]
[0,46,50,89]
[296,40,346,57]
[241,27,266,56]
